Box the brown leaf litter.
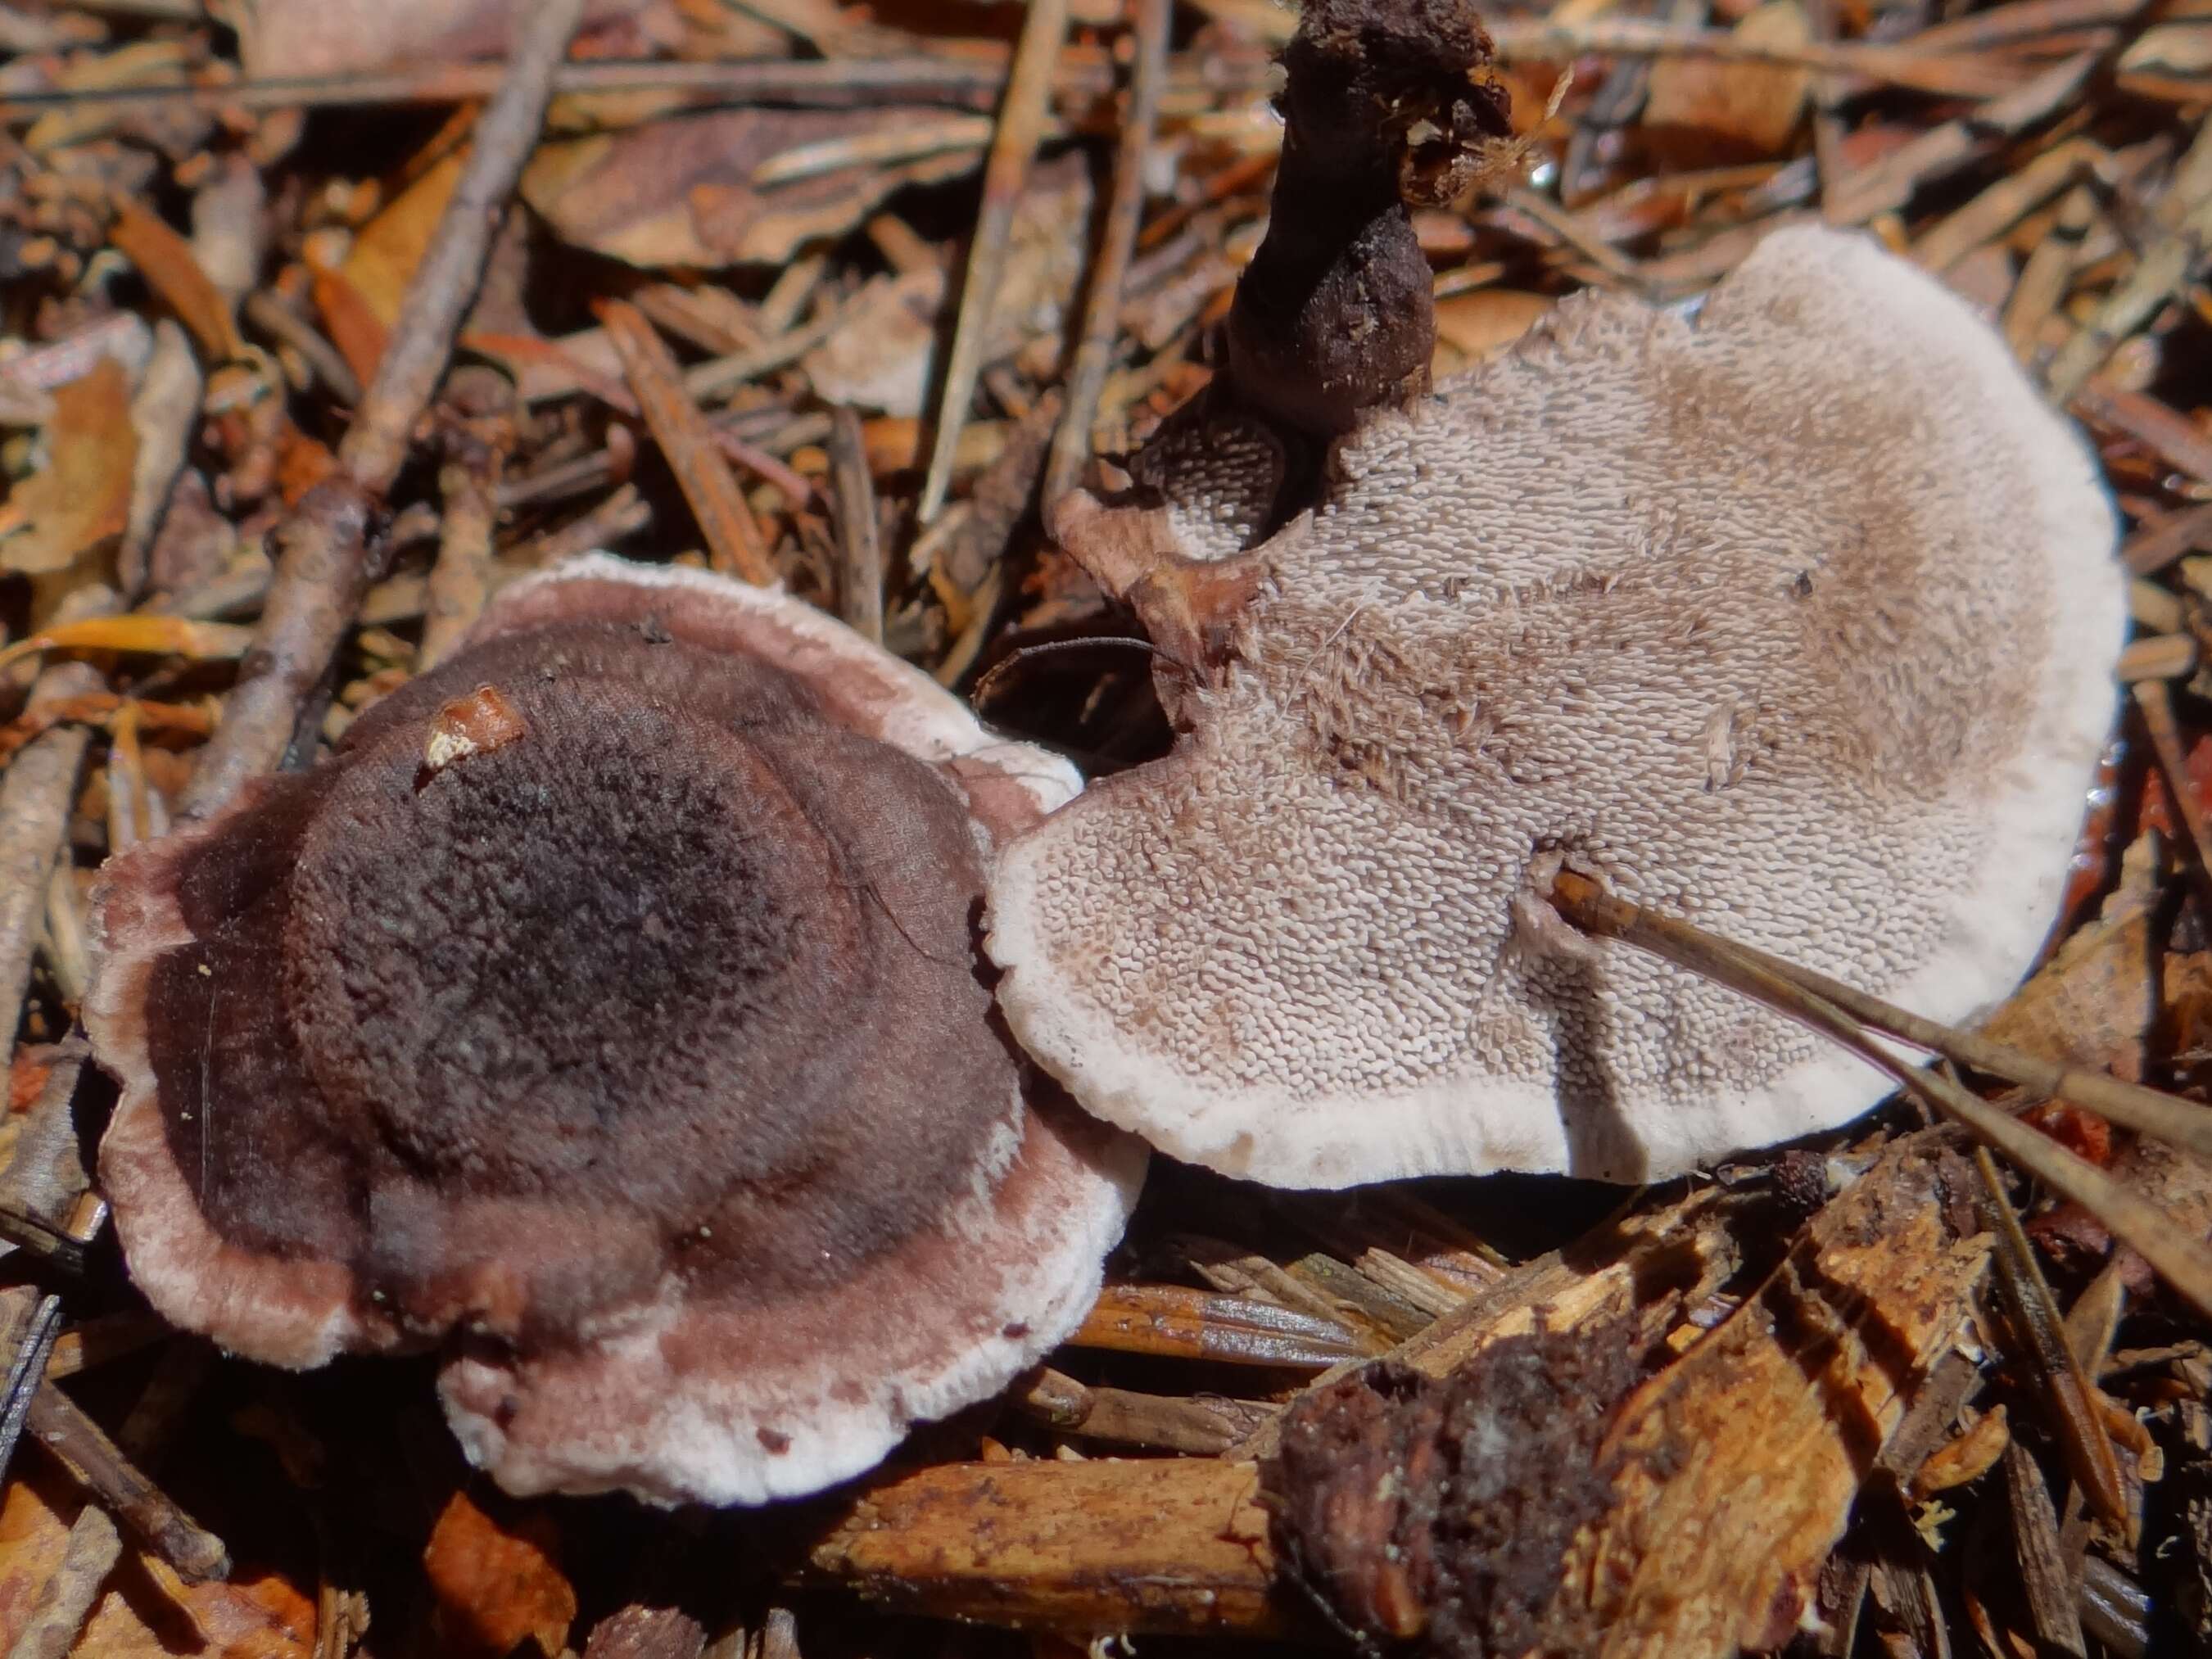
[2,0,2211,1653]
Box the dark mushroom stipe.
[133,618,1015,1347]
[1224,0,1513,438]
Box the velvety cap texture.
[88,554,1142,1504]
[991,225,2123,1187]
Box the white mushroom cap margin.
[988,225,2123,1188]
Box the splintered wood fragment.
[0,1052,106,1270]
[803,1457,1301,1638]
[1975,1147,2130,1530]
[0,1288,63,1484]
[1264,1133,1991,1657]
[1011,1367,1251,1454]
[917,0,1071,522]
[0,665,99,1051]
[25,1384,228,1582]
[1171,1233,1382,1345]
[1233,1181,1753,1467]
[601,300,776,587]
[2005,1440,2091,1657]
[1046,0,1172,504]
[1278,1187,1510,1297]
[1401,1182,1748,1384]
[1070,1283,1368,1367]
[1288,1253,1434,1343]
[420,370,516,670]
[2133,680,2212,920]
[185,0,586,816]
[1570,1133,1992,1652]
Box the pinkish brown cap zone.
[86,554,1143,1506]
[988,225,2124,1189]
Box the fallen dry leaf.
[215,0,672,77]
[803,152,1092,416]
[0,360,138,596]
[2119,22,2212,80]
[107,200,244,362]
[0,1467,314,1659]
[341,151,464,331]
[1430,290,1554,376]
[522,109,978,269]
[1644,0,1813,160]
[423,1488,577,1659]
[1984,834,2159,1080]
[307,264,390,392]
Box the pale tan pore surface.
[991,225,2122,1187]
[1126,399,1289,563]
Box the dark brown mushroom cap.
[992,226,2123,1187]
[88,554,1142,1504]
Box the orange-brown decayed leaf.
[0,1470,314,1658]
[423,1488,577,1659]
[1643,0,1814,160]
[107,198,245,362]
[342,152,465,330]
[0,360,137,578]
[309,264,393,393]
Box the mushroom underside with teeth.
[988,224,2124,1189]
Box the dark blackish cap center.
[142,622,1022,1328]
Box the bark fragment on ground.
[1267,1132,1993,1658]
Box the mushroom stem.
[1548,871,2212,1319]
[1224,0,1513,437]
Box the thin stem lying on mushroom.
[1546,869,2212,1319]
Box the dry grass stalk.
[1044,0,1173,505]
[600,299,776,585]
[826,406,884,644]
[916,0,1070,523]
[1549,872,2212,1317]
